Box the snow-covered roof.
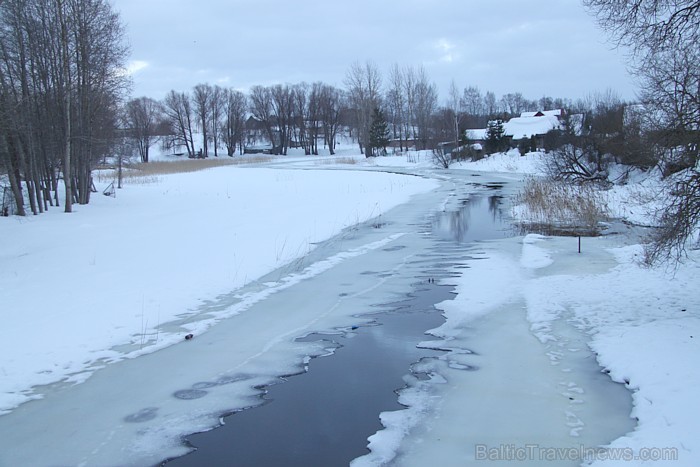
[465,128,487,140]
[504,115,561,139]
[520,109,563,118]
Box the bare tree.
[114,136,137,189]
[0,0,128,214]
[433,107,460,152]
[447,80,462,146]
[461,86,484,117]
[124,97,163,163]
[192,83,212,156]
[483,91,498,117]
[432,146,451,169]
[645,171,700,265]
[71,0,129,205]
[544,90,624,183]
[163,90,195,157]
[270,84,294,155]
[221,88,247,156]
[403,65,417,142]
[209,85,225,157]
[543,143,612,183]
[584,0,698,52]
[249,85,275,151]
[584,0,700,263]
[58,0,73,212]
[386,64,407,151]
[0,89,27,216]
[413,66,438,150]
[291,83,310,154]
[306,82,323,155]
[318,84,343,155]
[500,92,531,117]
[344,61,382,156]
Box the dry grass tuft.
[95,156,274,185]
[514,176,610,235]
[314,156,358,165]
[125,158,234,176]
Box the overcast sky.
[113,0,638,104]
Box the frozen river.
[164,172,511,466]
[0,166,633,466]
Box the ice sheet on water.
[520,233,554,269]
[124,407,159,423]
[353,236,635,467]
[0,202,446,467]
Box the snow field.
[0,165,437,414]
[355,230,698,466]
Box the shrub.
[513,176,610,235]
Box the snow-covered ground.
[0,163,437,414]
[356,150,699,466]
[2,147,698,466]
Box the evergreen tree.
[485,118,506,154]
[368,107,390,157]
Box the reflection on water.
[432,195,509,243]
[165,285,450,467]
[164,179,514,467]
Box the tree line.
[126,61,576,163]
[0,0,128,216]
[1,0,697,267]
[0,1,578,218]
[582,0,699,264]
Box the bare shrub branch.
[644,169,700,264]
[432,147,451,169]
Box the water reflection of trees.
[488,195,503,222]
[435,197,475,243]
[450,209,470,243]
[433,208,469,243]
[432,195,509,243]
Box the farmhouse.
[465,109,565,150]
[504,113,561,142]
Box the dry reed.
[514,176,610,235]
[95,156,274,184]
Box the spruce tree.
[368,107,390,157]
[485,118,506,154]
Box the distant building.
[464,109,566,151]
[519,109,565,119]
[465,128,487,144]
[504,114,561,142]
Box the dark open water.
[164,192,509,467]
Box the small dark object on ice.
[185,333,194,340]
[351,326,359,330]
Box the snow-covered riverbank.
[0,164,437,414]
[357,151,700,466]
[1,150,698,466]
